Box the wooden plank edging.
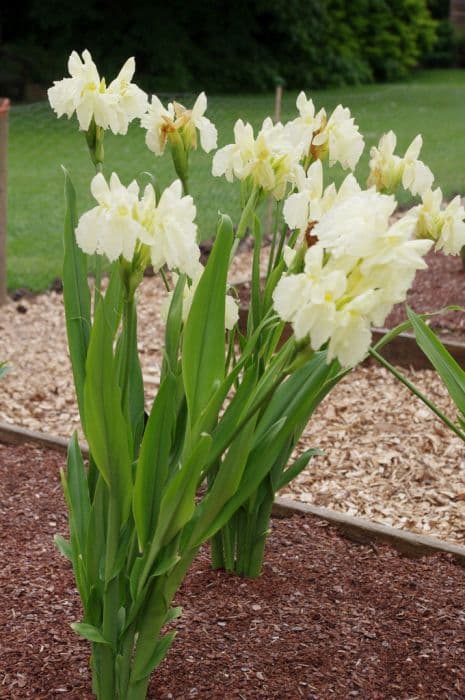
[273,497,465,564]
[2,420,465,564]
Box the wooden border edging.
[370,328,465,371]
[2,420,465,565]
[0,420,89,456]
[273,497,465,564]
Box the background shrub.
[1,0,437,95]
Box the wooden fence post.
[0,99,9,306]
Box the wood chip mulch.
[1,442,465,699]
[1,249,465,544]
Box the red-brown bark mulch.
[2,441,465,699]
[386,251,465,341]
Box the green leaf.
[85,476,106,595]
[164,606,182,624]
[163,274,185,377]
[65,432,91,556]
[61,168,91,425]
[115,296,145,454]
[0,362,8,379]
[277,448,323,490]
[71,622,110,645]
[153,433,212,550]
[54,534,73,561]
[200,353,335,541]
[182,214,234,426]
[407,306,465,419]
[84,298,133,526]
[131,631,177,683]
[133,371,178,550]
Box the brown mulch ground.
[386,250,465,340]
[2,441,465,699]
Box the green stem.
[236,185,260,239]
[370,347,465,441]
[92,162,103,313]
[121,295,136,422]
[210,531,225,570]
[97,494,121,699]
[221,516,236,572]
[266,201,283,279]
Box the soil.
[384,251,465,341]
[2,442,465,699]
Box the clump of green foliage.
[2,0,436,93]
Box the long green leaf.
[65,432,91,555]
[277,448,322,490]
[133,371,177,550]
[182,214,234,425]
[62,168,91,425]
[200,354,334,541]
[131,631,176,683]
[84,298,133,526]
[407,306,465,419]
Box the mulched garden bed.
[385,250,465,342]
[2,442,465,699]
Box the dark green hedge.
[1,0,437,94]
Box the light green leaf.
[54,534,73,561]
[71,622,110,645]
[131,631,177,683]
[133,371,177,550]
[65,432,91,556]
[277,448,323,490]
[182,214,234,426]
[407,306,465,419]
[84,298,133,526]
[61,168,91,425]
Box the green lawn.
[7,69,465,291]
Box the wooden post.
[273,83,283,124]
[450,0,465,29]
[0,99,9,305]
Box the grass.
[7,69,465,291]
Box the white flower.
[188,92,218,152]
[436,197,465,255]
[312,105,364,170]
[282,92,327,158]
[415,190,465,255]
[401,135,434,197]
[327,307,372,368]
[106,57,148,134]
[141,96,176,155]
[283,161,324,232]
[141,92,217,155]
[367,131,404,193]
[48,50,146,134]
[75,173,144,261]
[312,189,396,259]
[139,180,201,278]
[212,118,299,199]
[273,184,432,367]
[75,174,201,276]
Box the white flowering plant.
[50,51,465,699]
